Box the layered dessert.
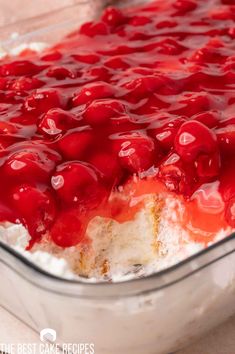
[0,0,235,280]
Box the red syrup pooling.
[1,0,235,248]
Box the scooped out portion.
[0,0,235,280]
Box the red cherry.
[193,111,220,128]
[102,7,126,27]
[89,151,122,185]
[219,166,235,202]
[3,144,60,183]
[50,210,85,247]
[157,39,186,55]
[0,60,43,76]
[109,114,138,132]
[86,66,110,82]
[221,0,235,3]
[174,121,218,162]
[51,162,105,206]
[11,77,44,92]
[159,153,196,195]
[195,152,221,179]
[148,117,186,152]
[104,56,130,70]
[112,132,156,173]
[72,82,116,106]
[129,16,152,26]
[0,121,17,135]
[41,51,62,61]
[223,56,235,72]
[0,78,8,90]
[24,88,66,113]
[216,124,235,155]
[38,108,79,136]
[0,135,20,150]
[46,66,76,80]
[156,20,178,29]
[218,117,235,127]
[228,27,235,39]
[173,0,197,14]
[80,21,109,37]
[219,166,235,227]
[84,99,126,126]
[210,6,235,20]
[11,185,56,238]
[58,130,93,160]
[122,76,164,100]
[190,46,225,64]
[73,53,100,64]
[174,93,211,117]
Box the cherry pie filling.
[0,0,235,249]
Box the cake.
[0,0,235,280]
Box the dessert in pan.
[0,0,235,280]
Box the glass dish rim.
[0,0,234,297]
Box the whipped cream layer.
[0,187,230,281]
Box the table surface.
[0,306,235,354]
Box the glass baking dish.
[1,1,235,353]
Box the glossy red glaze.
[0,0,235,248]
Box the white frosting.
[0,223,76,279]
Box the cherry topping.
[38,108,78,136]
[193,111,220,129]
[11,185,56,240]
[3,145,60,183]
[0,60,43,76]
[113,132,156,173]
[73,53,100,64]
[11,77,44,92]
[174,93,211,117]
[58,130,93,160]
[72,82,117,106]
[104,56,130,70]
[51,161,105,206]
[0,78,8,90]
[173,0,197,14]
[89,152,122,185]
[129,16,152,26]
[102,7,126,27]
[195,152,221,179]
[174,121,218,162]
[24,88,66,113]
[149,117,186,152]
[0,121,17,135]
[84,99,126,126]
[46,66,76,80]
[50,210,85,247]
[0,0,235,248]
[216,124,235,156]
[41,51,62,62]
[159,153,196,196]
[80,21,109,37]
